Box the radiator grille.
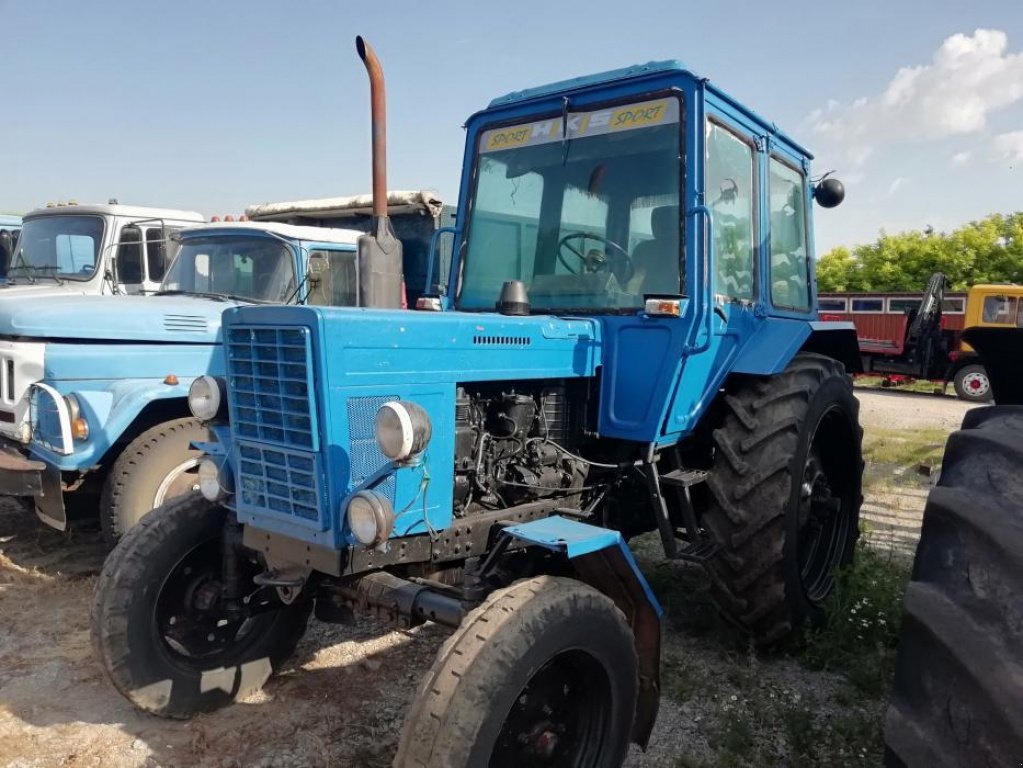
[236,441,325,526]
[227,326,317,451]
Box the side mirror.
[814,178,845,209]
[307,253,326,285]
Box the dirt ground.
[0,391,977,767]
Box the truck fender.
[502,515,662,750]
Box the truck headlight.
[375,401,432,462]
[346,490,395,547]
[188,375,223,421]
[65,394,89,441]
[198,458,232,502]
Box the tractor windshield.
[460,96,682,313]
[160,235,296,303]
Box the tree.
[816,212,1023,292]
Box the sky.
[1,0,1021,253]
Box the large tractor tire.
[100,418,208,545]
[951,363,993,403]
[884,406,1023,767]
[701,352,863,645]
[395,576,637,767]
[91,494,311,719]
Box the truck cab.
[4,202,204,297]
[0,220,364,537]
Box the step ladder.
[644,461,720,563]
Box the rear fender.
[799,322,863,373]
[502,515,662,750]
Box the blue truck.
[93,39,861,765]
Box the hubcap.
[153,458,202,508]
[491,650,610,767]
[963,372,989,397]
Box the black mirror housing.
[814,178,845,209]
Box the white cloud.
[951,150,972,165]
[809,29,1023,167]
[992,130,1023,162]
[886,177,908,197]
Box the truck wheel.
[884,405,1023,766]
[394,576,636,767]
[701,353,863,644]
[100,418,208,545]
[91,494,311,719]
[952,363,992,402]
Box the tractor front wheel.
[701,353,863,645]
[394,576,637,767]
[91,494,311,718]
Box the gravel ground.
[0,391,977,767]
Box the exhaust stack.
[355,36,403,308]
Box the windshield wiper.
[154,289,265,304]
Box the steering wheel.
[557,232,634,284]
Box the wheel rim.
[153,538,263,663]
[796,406,857,604]
[962,371,989,397]
[153,458,201,508]
[490,650,611,768]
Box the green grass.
[800,542,911,696]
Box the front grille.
[236,441,325,527]
[226,326,317,451]
[347,395,398,502]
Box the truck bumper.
[0,446,66,530]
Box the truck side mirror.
[814,178,845,209]
[307,252,326,285]
[426,226,456,297]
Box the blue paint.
[504,515,663,617]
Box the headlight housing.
[346,490,395,548]
[375,401,432,462]
[65,394,89,441]
[188,375,223,421]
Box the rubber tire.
[91,493,311,719]
[700,352,863,645]
[952,363,993,403]
[884,405,1023,767]
[100,418,209,546]
[394,576,637,768]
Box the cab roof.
[23,203,204,221]
[486,59,812,159]
[178,220,361,246]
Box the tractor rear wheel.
[700,353,863,645]
[91,494,311,718]
[884,405,1023,766]
[394,576,637,767]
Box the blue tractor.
[93,38,860,765]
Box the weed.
[801,542,910,696]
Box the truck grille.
[226,326,318,451]
[227,325,325,528]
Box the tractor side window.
[982,295,1017,324]
[706,122,755,300]
[462,161,543,307]
[768,158,810,310]
[306,249,357,306]
[116,226,144,285]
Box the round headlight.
[375,401,432,462]
[198,458,232,502]
[188,375,223,421]
[346,490,395,547]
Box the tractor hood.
[0,294,235,343]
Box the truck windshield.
[460,96,682,313]
[8,215,105,282]
[160,236,296,303]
